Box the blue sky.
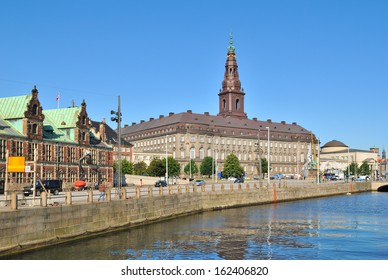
[1,0,387,152]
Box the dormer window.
[82,116,87,125]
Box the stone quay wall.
[0,181,370,256]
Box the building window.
[0,139,6,160]
[190,148,195,159]
[199,148,204,160]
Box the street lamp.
[266,126,270,185]
[110,96,122,197]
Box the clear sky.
[1,0,387,152]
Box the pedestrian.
[98,179,106,202]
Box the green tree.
[359,161,371,175]
[113,159,133,174]
[200,156,214,178]
[133,161,148,175]
[222,153,244,178]
[344,162,358,176]
[184,159,198,178]
[147,158,165,177]
[256,158,268,179]
[163,156,180,178]
[121,159,133,174]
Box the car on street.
[195,179,206,186]
[270,174,284,180]
[23,179,63,196]
[234,178,244,183]
[356,175,370,182]
[154,180,167,187]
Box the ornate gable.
[75,100,90,145]
[23,85,45,140]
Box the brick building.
[0,86,114,191]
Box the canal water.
[7,192,388,260]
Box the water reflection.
[7,192,388,260]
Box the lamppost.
[266,126,270,185]
[347,145,350,182]
[165,134,168,184]
[110,95,122,197]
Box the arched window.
[235,99,240,110]
[32,104,38,116]
[32,124,38,134]
[223,99,226,110]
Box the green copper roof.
[43,107,82,128]
[0,94,31,119]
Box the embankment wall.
[0,182,370,256]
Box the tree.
[344,162,358,176]
[147,158,165,177]
[200,156,214,178]
[222,153,244,178]
[121,159,133,174]
[256,158,268,179]
[359,161,371,175]
[184,159,198,178]
[133,161,148,175]
[163,156,180,178]
[113,159,133,174]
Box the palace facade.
[121,38,317,178]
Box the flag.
[56,92,60,101]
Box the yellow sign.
[8,156,25,172]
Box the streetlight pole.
[347,145,350,182]
[111,96,122,198]
[165,134,168,184]
[266,127,270,185]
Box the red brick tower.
[218,33,247,119]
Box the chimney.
[169,112,174,116]
[187,110,192,113]
[292,122,297,125]
[159,115,164,119]
[204,112,209,116]
[253,117,257,121]
[132,122,136,126]
[149,117,154,121]
[140,120,145,123]
[267,119,272,122]
[281,121,286,124]
[72,99,75,107]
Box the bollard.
[212,184,215,191]
[193,185,197,192]
[238,184,242,191]
[121,188,127,199]
[169,185,173,195]
[10,192,18,210]
[186,185,189,193]
[254,183,257,189]
[136,187,140,198]
[159,187,163,196]
[65,190,72,205]
[246,183,250,190]
[87,188,93,203]
[221,184,224,191]
[230,184,234,192]
[201,185,205,192]
[106,188,111,202]
[41,191,47,207]
[178,185,182,194]
[148,186,153,197]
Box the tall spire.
[218,33,247,119]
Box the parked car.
[234,178,244,183]
[154,180,167,187]
[270,174,284,180]
[23,179,63,196]
[356,175,370,182]
[195,179,206,186]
